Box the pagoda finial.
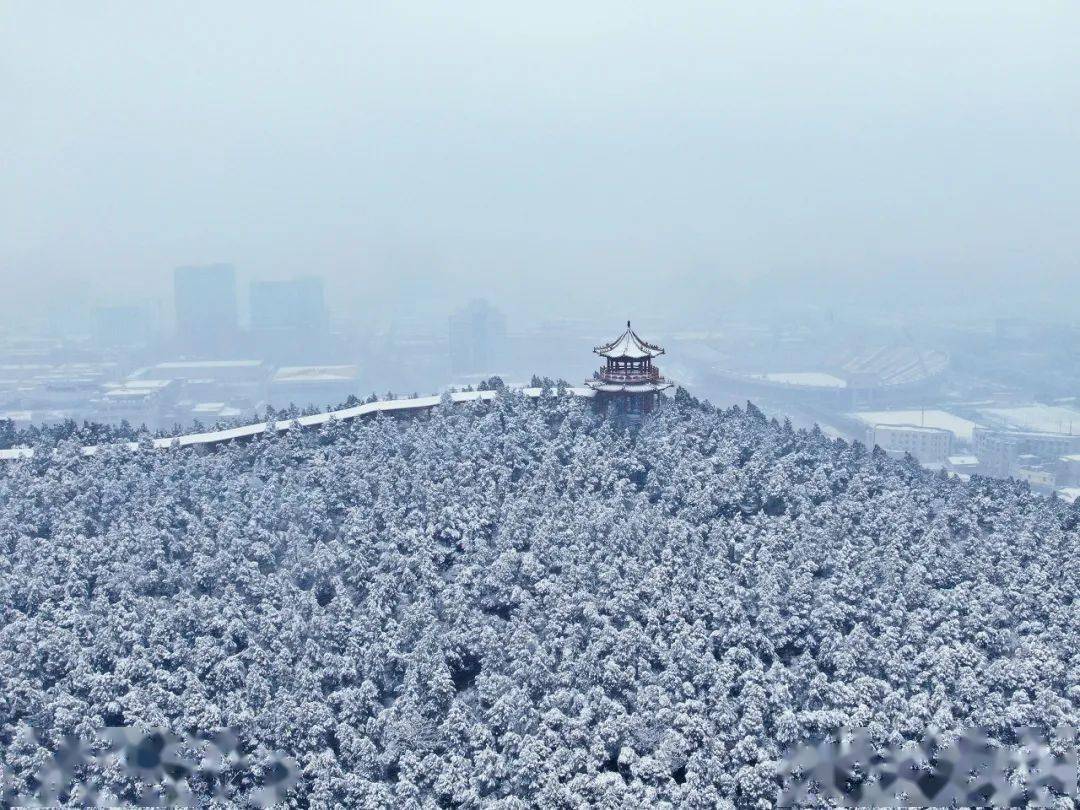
[627,319,631,329]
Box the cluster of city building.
[0,355,367,434]
[0,265,525,433]
[856,409,1080,500]
[694,316,1080,503]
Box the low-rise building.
[0,409,68,427]
[189,402,245,424]
[870,423,952,463]
[1015,466,1056,491]
[97,379,178,430]
[0,363,121,411]
[269,365,361,410]
[973,427,1080,478]
[1059,453,1080,487]
[946,454,981,475]
[132,360,270,406]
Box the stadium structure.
[711,345,950,408]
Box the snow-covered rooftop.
[978,404,1080,435]
[101,379,175,400]
[155,360,264,369]
[753,372,847,389]
[593,323,665,359]
[105,379,173,391]
[272,365,360,383]
[873,423,952,435]
[103,388,159,400]
[947,455,980,466]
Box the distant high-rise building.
[250,277,326,332]
[174,264,238,353]
[449,299,507,376]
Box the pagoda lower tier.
[585,379,672,394]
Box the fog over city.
[2,1,1080,492]
[5,2,1079,320]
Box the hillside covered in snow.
[2,391,1079,806]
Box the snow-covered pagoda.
[585,321,672,418]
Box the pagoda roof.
[594,322,665,359]
[585,379,673,394]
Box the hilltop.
[1,391,1078,806]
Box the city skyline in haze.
[3,1,1079,330]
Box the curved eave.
[594,347,665,360]
[593,328,666,359]
[585,380,672,394]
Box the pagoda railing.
[597,367,664,384]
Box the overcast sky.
[2,1,1078,326]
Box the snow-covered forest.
[2,390,1079,806]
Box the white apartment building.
[870,423,953,463]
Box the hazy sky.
[3,1,1078,325]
